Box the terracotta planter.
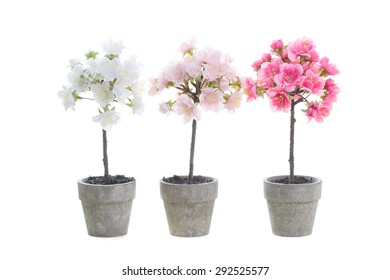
[78,179,136,237]
[264,175,322,237]
[160,176,218,237]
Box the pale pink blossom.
[219,78,230,91]
[183,55,202,78]
[165,63,186,86]
[274,63,304,89]
[225,91,243,112]
[302,70,325,95]
[180,38,196,55]
[243,78,258,101]
[287,38,319,62]
[320,57,339,75]
[271,39,284,50]
[173,94,201,122]
[148,77,161,96]
[159,102,171,115]
[267,87,291,112]
[200,88,224,111]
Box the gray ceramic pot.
[160,176,218,237]
[78,178,136,237]
[264,175,322,237]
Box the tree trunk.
[188,119,197,183]
[102,129,109,179]
[289,102,296,184]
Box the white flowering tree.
[150,40,243,183]
[58,39,143,182]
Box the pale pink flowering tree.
[149,41,243,183]
[243,37,340,183]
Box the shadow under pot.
[264,175,322,237]
[160,176,218,237]
[78,178,136,237]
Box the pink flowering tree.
[244,38,340,183]
[150,40,243,183]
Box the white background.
[1,0,389,279]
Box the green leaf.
[85,51,99,60]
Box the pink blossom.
[319,104,331,119]
[251,59,262,70]
[258,59,282,88]
[325,78,340,95]
[225,91,243,112]
[173,94,201,122]
[287,38,319,62]
[251,54,271,70]
[243,78,258,101]
[274,63,304,89]
[306,102,330,122]
[200,88,224,111]
[320,57,339,75]
[302,70,325,95]
[267,87,291,112]
[261,53,271,63]
[271,39,284,50]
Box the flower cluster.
[58,39,144,130]
[149,40,243,122]
[243,38,340,122]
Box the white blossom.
[113,79,131,104]
[101,39,124,56]
[131,95,144,115]
[91,83,114,108]
[68,65,88,93]
[68,58,81,68]
[121,56,142,83]
[58,87,75,110]
[98,57,121,81]
[92,110,120,131]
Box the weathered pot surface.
[78,178,136,237]
[264,175,322,237]
[160,176,218,237]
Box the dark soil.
[83,175,134,185]
[163,175,214,185]
[271,176,314,184]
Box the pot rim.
[264,175,321,185]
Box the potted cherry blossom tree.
[150,40,243,237]
[244,38,340,237]
[58,39,144,237]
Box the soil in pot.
[162,175,213,184]
[270,176,313,184]
[83,175,134,185]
